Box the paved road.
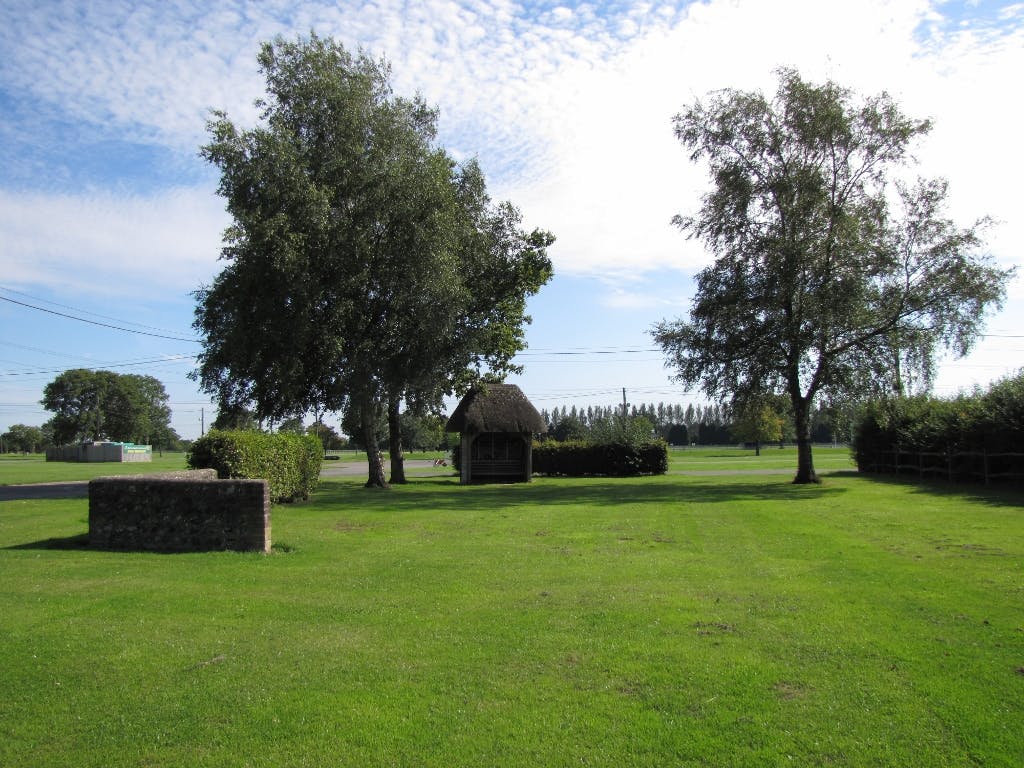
[320,459,452,477]
[0,481,90,501]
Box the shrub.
[187,430,322,502]
[533,439,668,477]
[853,371,1024,483]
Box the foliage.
[730,400,785,453]
[532,439,668,476]
[1,424,46,453]
[550,414,588,442]
[854,371,1024,479]
[664,423,688,445]
[192,34,552,488]
[187,429,322,502]
[41,369,176,446]
[307,422,346,451]
[212,404,260,431]
[275,417,306,434]
[652,69,1011,483]
[399,411,446,451]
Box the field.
[1,448,1022,766]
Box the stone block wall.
[89,469,271,553]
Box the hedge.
[187,430,322,502]
[853,371,1024,483]
[532,439,669,477]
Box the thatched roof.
[445,384,547,434]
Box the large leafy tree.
[653,69,1011,483]
[41,369,174,445]
[194,34,552,487]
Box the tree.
[552,414,588,442]
[652,69,1011,483]
[730,401,784,456]
[399,411,445,452]
[2,424,45,453]
[41,369,173,445]
[193,34,552,489]
[276,417,306,434]
[664,423,688,446]
[307,421,346,452]
[212,403,259,432]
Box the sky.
[1,0,1023,441]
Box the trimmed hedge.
[533,439,669,477]
[187,430,322,502]
[853,371,1024,482]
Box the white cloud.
[0,186,227,297]
[0,0,1020,304]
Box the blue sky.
[2,0,1023,440]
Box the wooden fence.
[859,448,1024,486]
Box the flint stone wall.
[89,469,271,553]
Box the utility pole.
[622,387,628,418]
[201,407,205,436]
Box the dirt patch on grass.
[694,621,737,636]
[774,681,811,700]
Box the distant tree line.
[538,401,851,448]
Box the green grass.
[669,444,855,473]
[0,452,189,485]
[1,469,1021,766]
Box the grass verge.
[0,470,1021,766]
[0,453,189,485]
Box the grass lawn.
[0,452,190,485]
[1,465,1021,766]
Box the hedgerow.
[853,371,1024,481]
[187,429,322,502]
[532,439,669,477]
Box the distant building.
[46,442,152,463]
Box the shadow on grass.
[5,534,279,554]
[311,473,848,513]
[4,533,91,550]
[848,470,1024,508]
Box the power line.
[0,354,196,377]
[0,285,192,336]
[0,295,200,343]
[516,347,659,356]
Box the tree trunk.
[387,396,406,484]
[360,398,389,489]
[755,441,761,457]
[792,398,819,484]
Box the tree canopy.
[41,369,175,446]
[652,69,1011,483]
[193,34,553,487]
[1,424,45,453]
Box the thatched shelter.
[445,384,546,483]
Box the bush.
[853,371,1024,482]
[187,430,322,502]
[533,440,668,477]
